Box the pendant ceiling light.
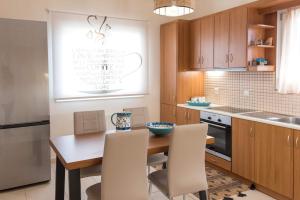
[153,0,195,17]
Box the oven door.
[201,120,232,161]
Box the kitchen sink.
[241,111,290,121]
[241,112,300,125]
[272,117,300,125]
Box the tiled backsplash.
[204,71,300,116]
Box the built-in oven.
[200,111,232,161]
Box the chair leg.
[148,183,152,194]
[199,190,207,200]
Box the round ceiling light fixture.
[153,0,195,17]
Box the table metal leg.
[68,169,81,200]
[163,152,168,169]
[55,157,65,200]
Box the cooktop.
[207,106,255,114]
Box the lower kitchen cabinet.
[232,118,294,199]
[160,104,176,123]
[176,107,200,125]
[254,122,293,199]
[188,109,200,124]
[232,118,255,181]
[295,130,300,200]
[176,106,187,125]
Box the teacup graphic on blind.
[73,50,143,94]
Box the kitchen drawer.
[205,153,232,171]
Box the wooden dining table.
[50,129,215,200]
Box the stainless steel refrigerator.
[0,18,50,190]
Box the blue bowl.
[145,122,175,136]
[186,101,211,107]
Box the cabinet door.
[200,16,214,69]
[214,11,230,69]
[176,107,187,125]
[178,20,190,71]
[254,123,293,198]
[187,109,200,124]
[160,104,176,123]
[295,130,300,200]
[229,7,247,68]
[160,22,177,105]
[232,118,255,181]
[190,19,201,69]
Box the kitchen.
[0,0,300,200]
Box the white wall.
[0,0,256,139]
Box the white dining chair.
[148,124,209,200]
[123,107,168,173]
[74,110,106,178]
[86,130,149,200]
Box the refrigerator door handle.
[0,120,50,130]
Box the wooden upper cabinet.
[160,21,191,105]
[232,118,255,181]
[160,22,178,105]
[254,123,293,199]
[214,11,230,69]
[295,130,300,200]
[229,7,248,68]
[200,16,214,69]
[177,21,190,71]
[190,19,201,69]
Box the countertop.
[178,104,300,131]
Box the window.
[276,7,300,94]
[49,11,148,100]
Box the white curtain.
[278,7,300,94]
[49,11,148,100]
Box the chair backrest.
[167,124,208,198]
[74,110,106,135]
[101,130,149,200]
[123,107,149,129]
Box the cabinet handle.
[226,54,229,63]
[249,127,254,137]
[198,57,201,64]
[230,54,233,63]
[296,137,299,148]
[287,135,292,147]
[201,56,204,64]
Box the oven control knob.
[208,117,212,120]
[218,119,222,122]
